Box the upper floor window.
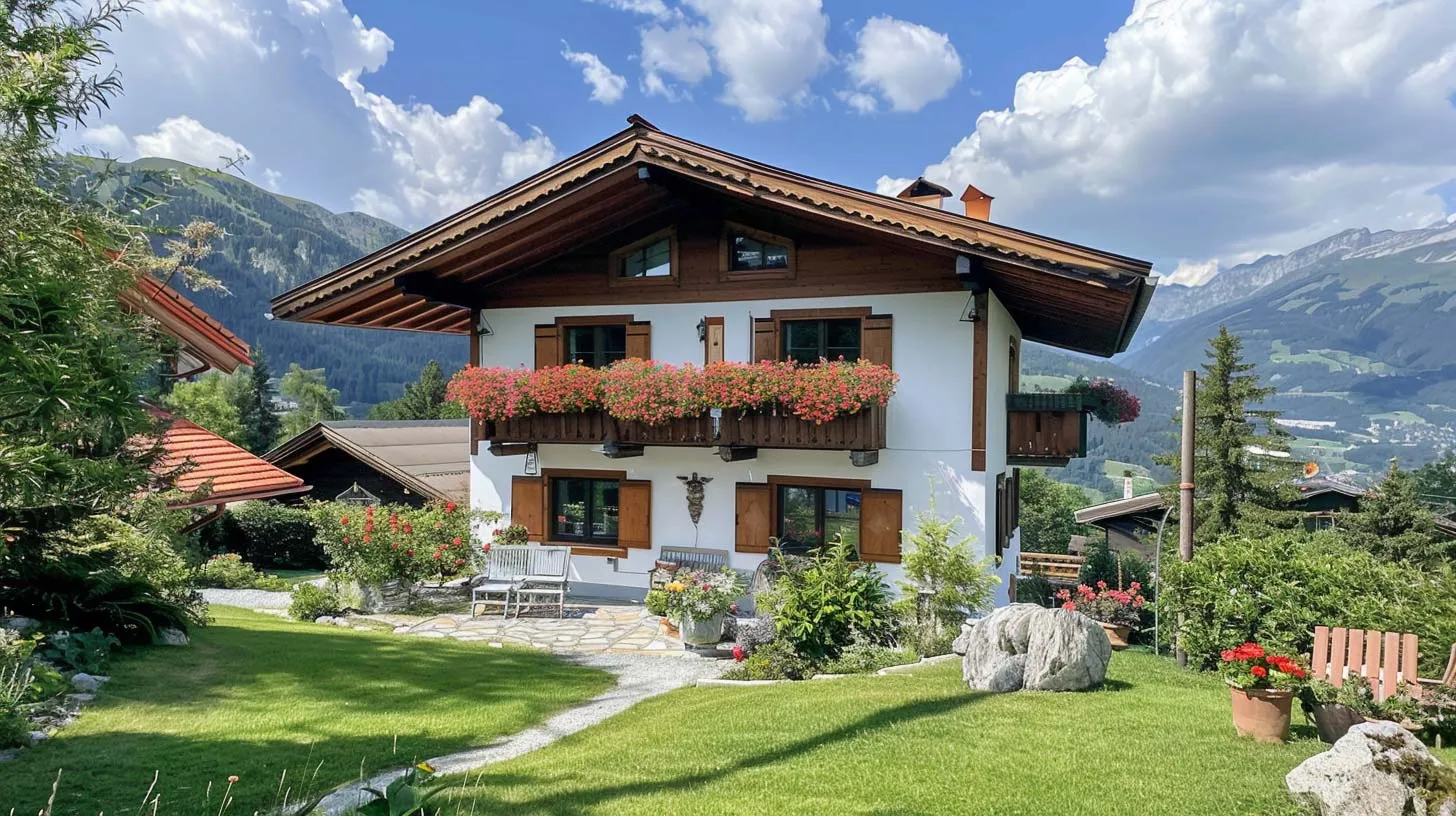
[620,237,671,278]
[782,317,861,365]
[609,228,677,287]
[565,324,627,368]
[730,232,789,272]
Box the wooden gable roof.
[123,275,252,374]
[270,116,1157,356]
[264,419,470,503]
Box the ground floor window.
[775,483,861,554]
[551,477,619,545]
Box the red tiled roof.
[148,409,308,508]
[122,275,252,374]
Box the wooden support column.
[1176,369,1197,668]
[469,308,481,455]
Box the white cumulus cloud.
[845,16,962,113]
[134,116,252,170]
[685,0,830,121]
[640,24,712,100]
[1165,258,1221,286]
[882,0,1456,271]
[77,124,134,157]
[562,44,628,104]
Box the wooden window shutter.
[704,316,725,365]
[752,318,776,362]
[511,475,546,542]
[625,321,652,360]
[859,488,903,563]
[534,325,559,369]
[734,483,771,553]
[994,473,1007,559]
[1010,469,1022,533]
[861,315,893,368]
[617,480,652,548]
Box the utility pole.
[1176,369,1196,667]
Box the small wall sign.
[524,450,539,475]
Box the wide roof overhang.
[271,118,1157,357]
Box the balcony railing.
[1006,393,1092,467]
[483,405,886,453]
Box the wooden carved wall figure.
[677,472,713,526]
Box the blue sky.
[75,0,1456,283]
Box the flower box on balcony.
[485,405,886,453]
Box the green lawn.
[269,569,327,586]
[0,607,613,815]
[436,651,1456,816]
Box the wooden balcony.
[483,406,886,457]
[1006,393,1092,467]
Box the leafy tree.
[368,360,464,420]
[1346,459,1450,568]
[1413,452,1456,517]
[1158,327,1300,538]
[235,346,282,453]
[0,0,210,637]
[897,498,999,651]
[164,372,246,444]
[1018,469,1091,554]
[280,364,347,436]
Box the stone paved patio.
[358,603,687,654]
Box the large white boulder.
[1286,721,1456,816]
[960,604,1110,692]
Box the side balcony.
[1006,393,1092,468]
[480,406,887,465]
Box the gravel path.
[315,653,727,814]
[199,587,293,610]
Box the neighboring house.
[126,276,309,527]
[265,419,470,506]
[269,116,1156,601]
[1074,493,1168,557]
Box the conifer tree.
[236,346,282,453]
[1349,459,1449,567]
[368,360,464,420]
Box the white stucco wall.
[469,289,1021,602]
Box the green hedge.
[201,501,325,570]
[1160,531,1456,676]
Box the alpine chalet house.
[270,116,1155,602]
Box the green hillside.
[1127,232,1456,472]
[78,156,464,411]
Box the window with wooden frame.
[608,227,678,287]
[734,477,902,563]
[512,469,652,554]
[751,307,892,369]
[720,222,795,281]
[534,315,650,369]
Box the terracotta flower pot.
[1230,686,1294,743]
[1098,622,1132,651]
[659,618,680,637]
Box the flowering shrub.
[1066,377,1141,425]
[662,567,743,621]
[1219,642,1307,690]
[447,359,898,426]
[307,500,492,585]
[1056,581,1145,628]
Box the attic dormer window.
[608,227,678,288]
[719,222,796,282]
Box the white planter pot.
[679,613,725,645]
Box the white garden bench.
[511,546,572,619]
[470,545,531,618]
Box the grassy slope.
[0,608,613,816]
[440,651,1455,816]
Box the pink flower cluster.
[447,359,899,427]
[1055,581,1146,628]
[1067,377,1141,425]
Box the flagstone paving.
[358,603,687,654]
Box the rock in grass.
[159,628,189,646]
[315,616,336,625]
[1286,721,1456,816]
[28,731,49,745]
[70,673,108,693]
[1,616,40,635]
[960,604,1110,693]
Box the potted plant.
[1065,378,1141,425]
[1220,642,1307,743]
[662,567,743,647]
[1301,678,1443,743]
[1055,581,1145,650]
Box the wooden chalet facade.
[271,116,1156,601]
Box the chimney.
[896,177,953,210]
[960,184,994,221]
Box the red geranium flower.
[339,517,349,526]
[446,501,457,512]
[403,523,412,534]
[452,537,462,546]
[732,645,745,662]
[406,549,414,557]
[1251,665,1267,678]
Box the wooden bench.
[470,545,532,618]
[651,546,732,589]
[1017,552,1085,583]
[1311,626,1437,702]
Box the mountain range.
[84,157,466,412]
[91,157,1455,495]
